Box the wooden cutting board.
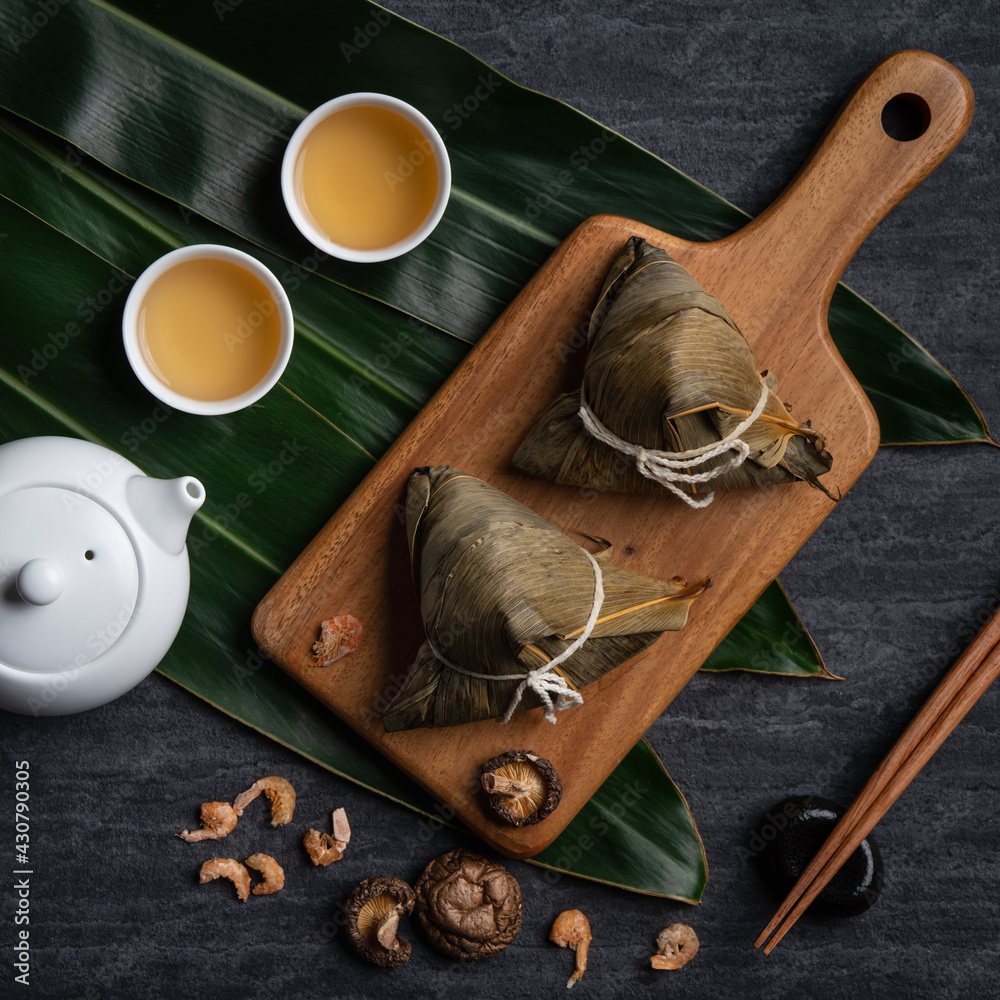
[252,51,972,858]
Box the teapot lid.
[0,486,138,673]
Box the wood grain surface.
[252,50,972,858]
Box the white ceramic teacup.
[281,92,452,263]
[122,244,294,416]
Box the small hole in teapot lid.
[84,550,95,560]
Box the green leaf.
[700,580,837,678]
[0,0,987,900]
[0,114,467,453]
[532,738,707,902]
[0,0,989,444]
[828,289,994,446]
[0,180,705,899]
[0,111,831,683]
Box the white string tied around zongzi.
[577,380,770,509]
[427,548,604,725]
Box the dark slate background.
[3,1,998,997]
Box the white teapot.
[0,436,205,715]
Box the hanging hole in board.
[881,94,931,142]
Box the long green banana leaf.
[0,110,801,896]
[0,190,708,897]
[0,0,990,446]
[0,0,983,898]
[0,111,826,668]
[701,579,834,678]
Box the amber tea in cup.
[282,93,451,263]
[122,245,294,415]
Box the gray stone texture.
[2,0,998,997]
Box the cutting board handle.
[727,50,974,311]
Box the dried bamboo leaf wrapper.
[513,237,833,499]
[382,466,707,732]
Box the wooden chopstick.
[755,604,1000,954]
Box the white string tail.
[577,381,770,509]
[427,549,604,724]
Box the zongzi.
[513,236,834,507]
[381,466,708,732]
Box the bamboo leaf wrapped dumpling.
[381,466,708,732]
[513,236,834,506]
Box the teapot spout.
[126,475,206,555]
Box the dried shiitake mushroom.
[414,848,523,960]
[344,876,416,968]
[650,923,699,970]
[480,750,562,827]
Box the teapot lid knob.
[0,486,138,675]
[16,558,64,606]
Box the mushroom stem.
[482,772,531,798]
[376,907,401,950]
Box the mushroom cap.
[414,848,523,960]
[480,750,563,827]
[343,875,416,968]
